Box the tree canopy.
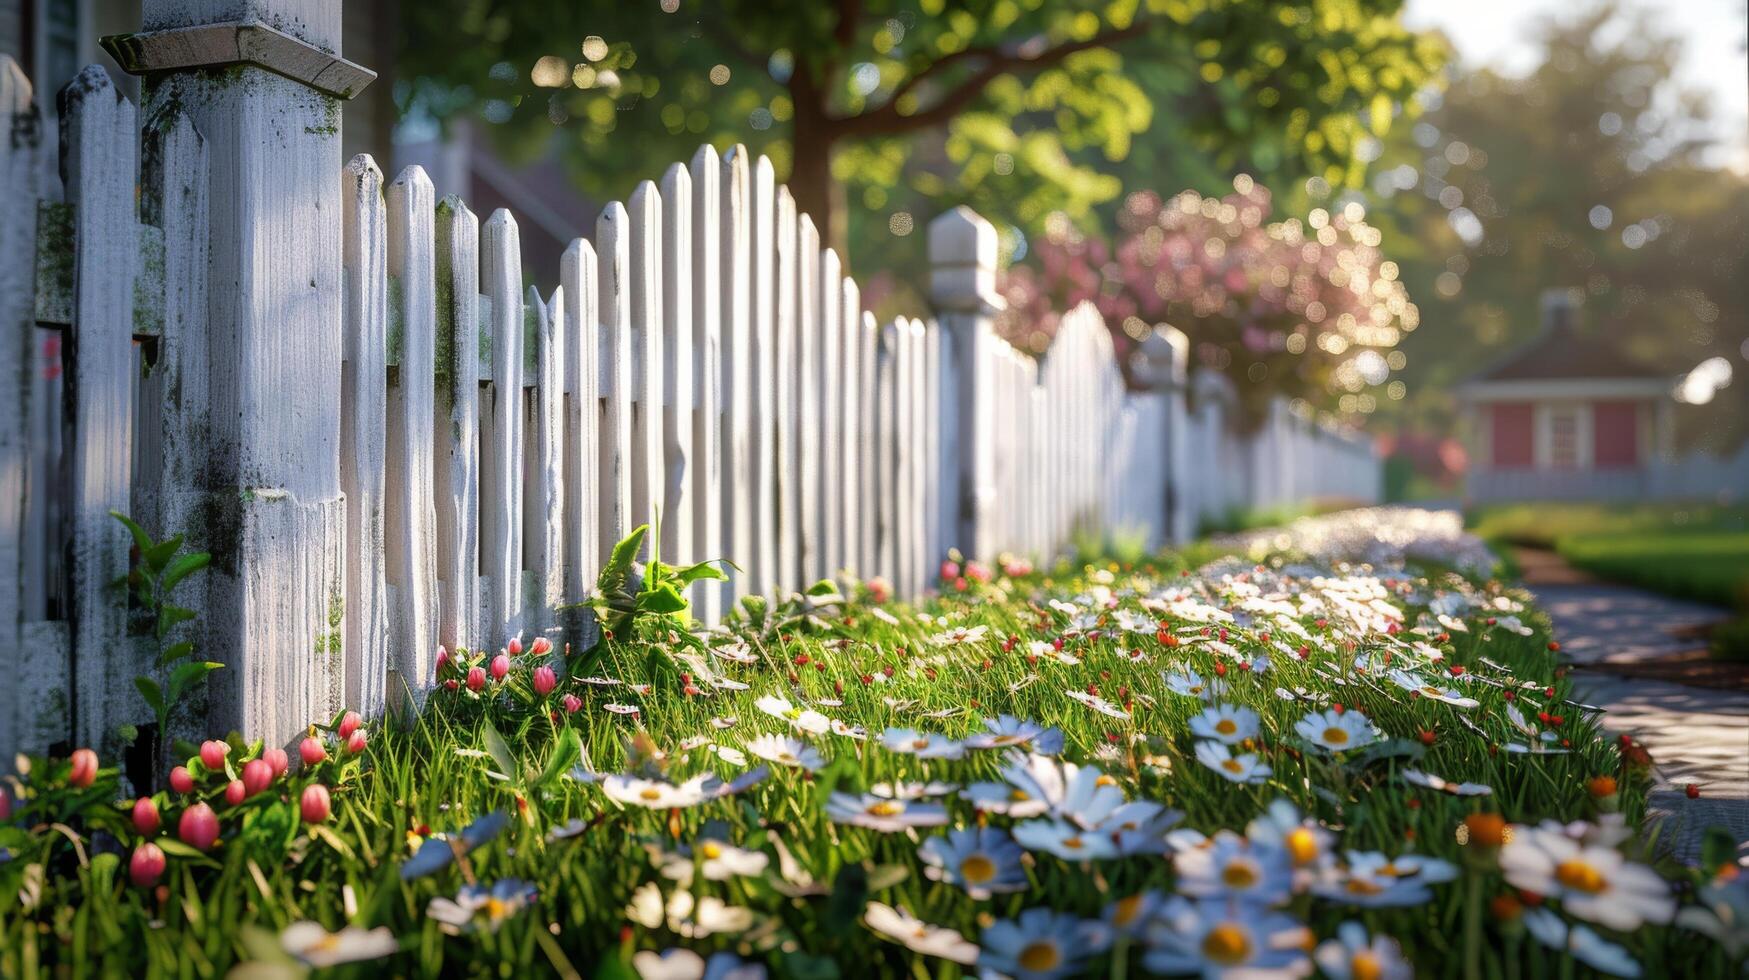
[399,0,1444,288]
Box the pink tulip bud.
[225,779,246,806]
[299,737,327,767]
[562,693,582,714]
[0,788,10,821]
[337,711,362,740]
[508,636,523,655]
[68,748,98,788]
[533,665,557,696]
[199,740,228,772]
[435,646,450,674]
[443,678,459,691]
[467,666,487,692]
[178,802,219,850]
[241,759,273,797]
[132,797,161,836]
[940,560,960,580]
[300,783,331,824]
[530,636,552,656]
[490,654,510,681]
[129,842,167,888]
[169,766,195,794]
[346,730,367,755]
[262,747,290,779]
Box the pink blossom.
[179,802,219,850]
[129,842,166,887]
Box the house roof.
[1465,292,1667,384]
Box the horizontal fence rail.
[0,54,1381,758]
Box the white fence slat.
[526,284,565,631]
[595,203,635,569]
[923,319,944,576]
[795,215,822,584]
[659,164,694,567]
[560,238,599,603]
[749,157,778,595]
[718,148,753,601]
[773,187,800,592]
[837,278,860,578]
[62,66,140,749]
[876,321,899,584]
[340,155,390,714]
[858,309,879,576]
[817,247,842,579]
[481,210,524,646]
[1,56,41,756]
[384,166,441,705]
[627,181,664,559]
[434,197,481,651]
[687,146,722,621]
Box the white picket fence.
[0,55,1379,758]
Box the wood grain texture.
[772,188,800,593]
[837,277,860,580]
[687,147,722,620]
[794,216,821,584]
[595,202,634,569]
[0,56,39,757]
[481,210,524,647]
[717,149,752,601]
[749,157,777,595]
[857,308,878,577]
[627,182,663,559]
[526,284,565,637]
[816,248,842,580]
[340,155,389,714]
[433,197,481,651]
[560,238,599,602]
[62,66,140,751]
[658,164,693,567]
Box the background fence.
[0,53,1379,760]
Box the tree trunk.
[787,83,849,264]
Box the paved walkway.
[1521,551,1749,864]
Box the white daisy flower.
[604,703,640,716]
[1173,830,1293,906]
[1188,704,1261,745]
[602,773,719,809]
[869,780,959,800]
[710,744,747,766]
[1522,908,1642,978]
[1102,890,1165,939]
[1501,825,1675,930]
[1315,921,1412,980]
[754,695,830,735]
[1402,768,1492,796]
[1029,639,1082,665]
[825,792,949,833]
[862,902,978,965]
[712,640,759,665]
[979,907,1109,980]
[830,719,868,740]
[1388,669,1480,709]
[880,728,966,760]
[1313,851,1457,907]
[1064,688,1130,719]
[1012,818,1122,861]
[1295,708,1377,754]
[744,734,826,772]
[1162,668,1223,701]
[1141,896,1311,978]
[1095,800,1183,856]
[930,624,990,647]
[918,827,1029,898]
[279,921,399,967]
[965,715,1065,754]
[632,948,767,980]
[1194,741,1273,784]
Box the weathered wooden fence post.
[104,1,375,746]
[0,59,37,762]
[928,207,1002,562]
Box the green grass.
[1469,502,1749,658]
[0,537,1740,978]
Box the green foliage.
[579,522,731,679]
[110,511,216,741]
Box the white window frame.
[1533,401,1593,470]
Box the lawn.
[1470,502,1749,658]
[1,512,1743,979]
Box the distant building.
[1457,290,1678,502]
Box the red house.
[1458,291,1676,501]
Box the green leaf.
[109,511,153,561]
[155,604,197,640]
[596,525,648,598]
[480,718,518,785]
[1701,825,1736,873]
[134,677,164,715]
[144,535,183,573]
[804,579,839,596]
[160,551,211,594]
[638,582,689,615]
[156,640,195,668]
[863,863,909,891]
[166,661,223,703]
[738,595,768,627]
[154,838,223,867]
[668,559,729,586]
[536,728,582,789]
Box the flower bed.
[2,511,1742,978]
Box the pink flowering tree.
[998,178,1418,425]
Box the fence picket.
[718,149,752,602]
[817,248,842,579]
[659,164,694,569]
[340,155,390,713]
[795,216,822,584]
[773,188,800,591]
[560,239,599,606]
[858,309,879,577]
[627,182,664,561]
[687,147,722,620]
[1,56,39,757]
[526,285,566,635]
[837,280,861,579]
[876,321,899,584]
[595,203,635,570]
[434,197,481,651]
[384,167,441,704]
[481,210,524,646]
[750,157,779,595]
[62,66,140,750]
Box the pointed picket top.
[1,53,31,113]
[560,236,600,600]
[928,206,1003,315]
[595,200,635,562]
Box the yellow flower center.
[1111,894,1144,927]
[867,801,904,817]
[1201,923,1252,965]
[1221,759,1245,774]
[960,854,997,884]
[1556,859,1607,894]
[1222,862,1259,889]
[485,897,509,920]
[700,842,723,859]
[1322,726,1350,746]
[1421,686,1442,698]
[912,739,930,750]
[1061,836,1085,850]
[639,787,663,801]
[1353,952,1384,980]
[1095,775,1119,787]
[1346,878,1385,896]
[1215,719,1238,736]
[1018,942,1062,972]
[1009,789,1032,802]
[1286,828,1320,865]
